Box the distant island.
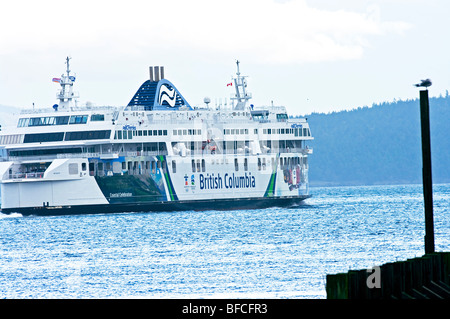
[295,93,450,187]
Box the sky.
[0,0,449,117]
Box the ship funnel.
[149,66,154,82]
[154,66,160,81]
[149,66,165,82]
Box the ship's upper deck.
[0,59,313,161]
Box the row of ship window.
[113,127,310,139]
[222,128,310,136]
[17,114,105,127]
[114,129,168,139]
[263,128,310,136]
[93,155,305,176]
[22,130,111,143]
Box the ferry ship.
[0,58,313,216]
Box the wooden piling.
[326,252,450,299]
[419,89,435,254]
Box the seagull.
[414,79,432,88]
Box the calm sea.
[1,183,449,299]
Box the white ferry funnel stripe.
[159,84,177,107]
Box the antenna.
[66,56,71,78]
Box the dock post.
[419,90,435,254]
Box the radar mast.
[56,56,79,109]
[230,60,252,110]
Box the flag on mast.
[227,82,232,87]
[52,78,61,83]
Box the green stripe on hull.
[159,155,178,201]
[264,154,278,197]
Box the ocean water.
[0,183,449,299]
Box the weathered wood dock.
[326,252,450,299]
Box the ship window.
[55,116,70,125]
[82,163,87,171]
[22,116,70,127]
[138,130,142,136]
[117,131,122,139]
[196,160,201,172]
[122,131,127,139]
[18,118,26,127]
[143,130,147,136]
[262,158,266,170]
[91,114,105,121]
[258,158,261,171]
[303,128,307,136]
[68,163,78,175]
[23,132,65,143]
[122,162,126,170]
[153,130,158,136]
[128,131,132,139]
[65,130,111,141]
[201,159,205,172]
[173,130,177,135]
[183,130,187,135]
[244,158,248,171]
[192,159,195,172]
[69,115,88,124]
[151,161,156,173]
[163,130,167,136]
[172,160,176,173]
[234,158,239,171]
[276,113,288,122]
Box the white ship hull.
[0,153,310,215]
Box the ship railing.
[121,151,167,157]
[57,152,100,159]
[7,150,170,162]
[146,118,252,125]
[258,147,312,155]
[8,172,45,179]
[19,105,120,114]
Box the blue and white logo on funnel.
[159,84,179,108]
